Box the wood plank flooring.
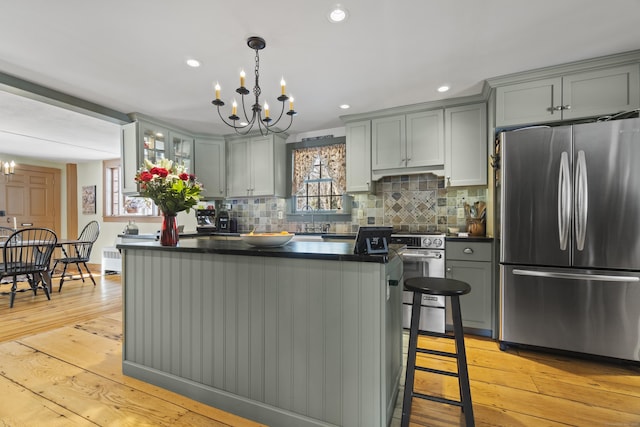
[1,273,639,426]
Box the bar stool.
[401,277,474,427]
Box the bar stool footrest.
[412,391,463,408]
[417,347,458,359]
[418,330,456,339]
[416,365,459,378]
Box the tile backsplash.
[224,173,486,234]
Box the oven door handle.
[401,253,443,260]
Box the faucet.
[302,205,315,232]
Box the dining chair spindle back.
[0,227,58,307]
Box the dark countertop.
[445,235,494,242]
[118,231,222,240]
[117,239,404,264]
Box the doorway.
[0,164,61,236]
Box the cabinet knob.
[463,247,474,254]
[446,267,452,273]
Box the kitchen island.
[117,239,403,427]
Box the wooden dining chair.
[52,220,100,292]
[0,227,58,308]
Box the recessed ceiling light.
[437,85,450,93]
[186,59,201,68]
[340,104,350,109]
[328,4,349,23]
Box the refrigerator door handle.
[513,269,640,282]
[574,150,588,251]
[558,151,571,250]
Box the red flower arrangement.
[134,159,202,215]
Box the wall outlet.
[357,209,364,219]
[277,210,283,219]
[457,207,465,219]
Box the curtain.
[292,143,346,194]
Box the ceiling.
[1,0,640,163]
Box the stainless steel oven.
[391,234,446,333]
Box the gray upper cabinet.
[121,116,226,197]
[371,110,444,174]
[496,64,640,127]
[121,119,170,194]
[226,134,286,198]
[194,137,226,199]
[345,120,373,193]
[169,131,194,173]
[445,103,487,187]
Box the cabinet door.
[562,64,640,120]
[227,140,250,197]
[169,131,194,172]
[445,103,487,187]
[195,138,226,198]
[446,259,493,331]
[495,77,562,127]
[248,136,274,197]
[139,121,169,164]
[372,115,405,170]
[345,120,372,192]
[406,110,444,167]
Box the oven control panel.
[391,234,445,249]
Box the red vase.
[160,213,179,246]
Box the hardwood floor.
[1,273,639,426]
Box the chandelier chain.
[253,49,261,102]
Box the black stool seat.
[404,277,471,296]
[401,277,475,427]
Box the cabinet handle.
[563,105,571,110]
[463,248,474,254]
[553,105,563,111]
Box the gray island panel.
[119,242,403,427]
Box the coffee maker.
[216,210,237,233]
[195,208,217,233]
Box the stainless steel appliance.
[391,233,446,333]
[195,209,217,233]
[499,117,640,361]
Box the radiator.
[101,247,122,275]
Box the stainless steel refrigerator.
[499,117,640,361]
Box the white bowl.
[448,227,460,234]
[240,233,295,247]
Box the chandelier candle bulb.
[289,96,294,111]
[240,70,246,88]
[214,83,220,100]
[264,102,270,118]
[232,100,237,115]
[281,78,286,95]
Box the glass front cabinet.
[121,117,191,194]
[121,116,224,198]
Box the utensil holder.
[467,219,485,236]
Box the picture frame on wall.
[82,185,96,214]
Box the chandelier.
[212,36,296,136]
